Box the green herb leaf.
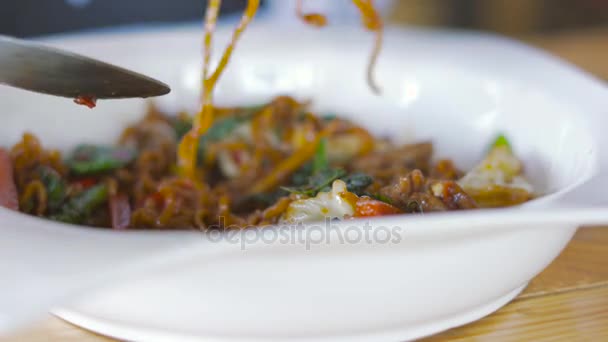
[313,138,329,174]
[283,168,346,196]
[243,189,289,207]
[322,114,337,122]
[342,172,373,196]
[205,117,243,142]
[171,118,192,139]
[52,184,109,224]
[67,145,136,175]
[38,166,67,213]
[196,108,261,161]
[491,134,511,151]
[310,168,347,191]
[282,131,371,198]
[371,193,394,205]
[290,162,313,187]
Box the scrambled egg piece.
[457,141,534,208]
[281,180,358,223]
[458,144,533,192]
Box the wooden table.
[3,28,608,342]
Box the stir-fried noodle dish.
[0,1,535,229]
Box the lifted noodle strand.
[297,0,384,94]
[351,0,384,94]
[296,0,328,27]
[178,0,261,179]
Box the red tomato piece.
[74,95,97,109]
[355,197,402,217]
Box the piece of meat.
[378,169,427,208]
[374,170,476,213]
[0,149,19,210]
[430,181,478,210]
[406,192,448,213]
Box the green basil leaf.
[52,184,109,224]
[491,134,511,151]
[67,145,136,175]
[321,114,338,122]
[342,172,373,196]
[313,138,329,174]
[38,166,67,213]
[171,118,192,139]
[283,168,346,196]
[196,107,261,161]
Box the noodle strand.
[178,0,261,179]
[296,0,328,27]
[351,0,384,94]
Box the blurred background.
[3,0,607,37]
[1,0,606,78]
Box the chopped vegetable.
[290,162,314,186]
[355,197,401,217]
[313,138,329,173]
[459,136,531,191]
[67,145,136,175]
[462,185,532,208]
[282,138,372,197]
[321,114,337,122]
[285,139,372,197]
[370,193,394,205]
[203,117,243,143]
[52,184,109,224]
[38,166,67,212]
[0,149,19,210]
[208,107,262,142]
[311,169,348,192]
[283,168,346,196]
[458,135,533,207]
[342,172,373,196]
[109,194,131,229]
[491,134,511,150]
[171,117,193,139]
[19,180,47,215]
[241,189,288,208]
[197,110,258,160]
[251,133,328,194]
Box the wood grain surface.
[2,27,607,342]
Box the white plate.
[1,25,608,341]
